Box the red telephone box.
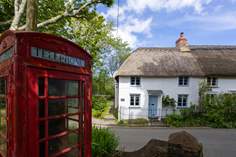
[0,30,92,157]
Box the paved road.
[111,127,236,157]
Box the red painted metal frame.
[0,30,92,157]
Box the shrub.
[92,127,119,157]
[165,114,184,127]
[92,96,109,118]
[162,95,176,108]
[165,94,236,128]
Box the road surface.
[111,127,236,157]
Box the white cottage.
[114,33,236,120]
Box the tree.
[65,14,130,96]
[0,0,114,31]
[64,14,130,72]
[26,0,37,31]
[0,0,131,98]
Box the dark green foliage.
[162,95,176,108]
[92,127,119,157]
[0,0,14,32]
[92,70,114,98]
[92,96,109,118]
[165,94,236,128]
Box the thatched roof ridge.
[115,45,236,77]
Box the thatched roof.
[115,45,236,77]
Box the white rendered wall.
[118,76,236,120]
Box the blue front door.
[148,95,158,118]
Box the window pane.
[67,81,78,96]
[39,122,45,139]
[39,142,45,157]
[0,99,6,117]
[48,119,66,136]
[38,100,45,118]
[136,77,140,85]
[64,148,80,157]
[207,77,211,85]
[68,99,79,108]
[179,77,183,85]
[38,78,45,96]
[48,99,66,116]
[68,118,79,130]
[0,117,7,135]
[0,141,7,156]
[0,78,7,157]
[212,78,217,86]
[135,96,140,106]
[0,79,5,95]
[130,96,134,105]
[48,79,66,96]
[184,77,188,85]
[130,77,135,85]
[178,95,183,107]
[67,98,79,113]
[48,133,79,156]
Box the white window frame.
[207,77,218,87]
[178,76,189,86]
[130,94,140,106]
[177,94,188,108]
[130,76,141,86]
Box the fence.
[118,106,179,121]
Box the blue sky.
[99,0,236,48]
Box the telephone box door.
[27,67,87,157]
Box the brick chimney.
[176,32,190,52]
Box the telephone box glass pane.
[64,148,79,157]
[68,98,79,114]
[39,122,45,139]
[0,79,5,95]
[48,79,66,96]
[48,132,79,156]
[38,78,84,156]
[0,78,7,157]
[67,81,78,96]
[38,78,45,96]
[48,119,66,136]
[38,100,45,118]
[48,99,66,116]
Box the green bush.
[162,95,176,108]
[165,114,184,127]
[92,96,109,118]
[92,127,119,157]
[165,94,236,128]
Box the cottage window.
[207,77,218,87]
[177,95,188,107]
[178,76,189,86]
[130,94,140,106]
[130,77,140,86]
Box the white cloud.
[114,17,153,47]
[102,0,214,47]
[126,0,212,14]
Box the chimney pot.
[176,32,190,52]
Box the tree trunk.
[26,0,37,31]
